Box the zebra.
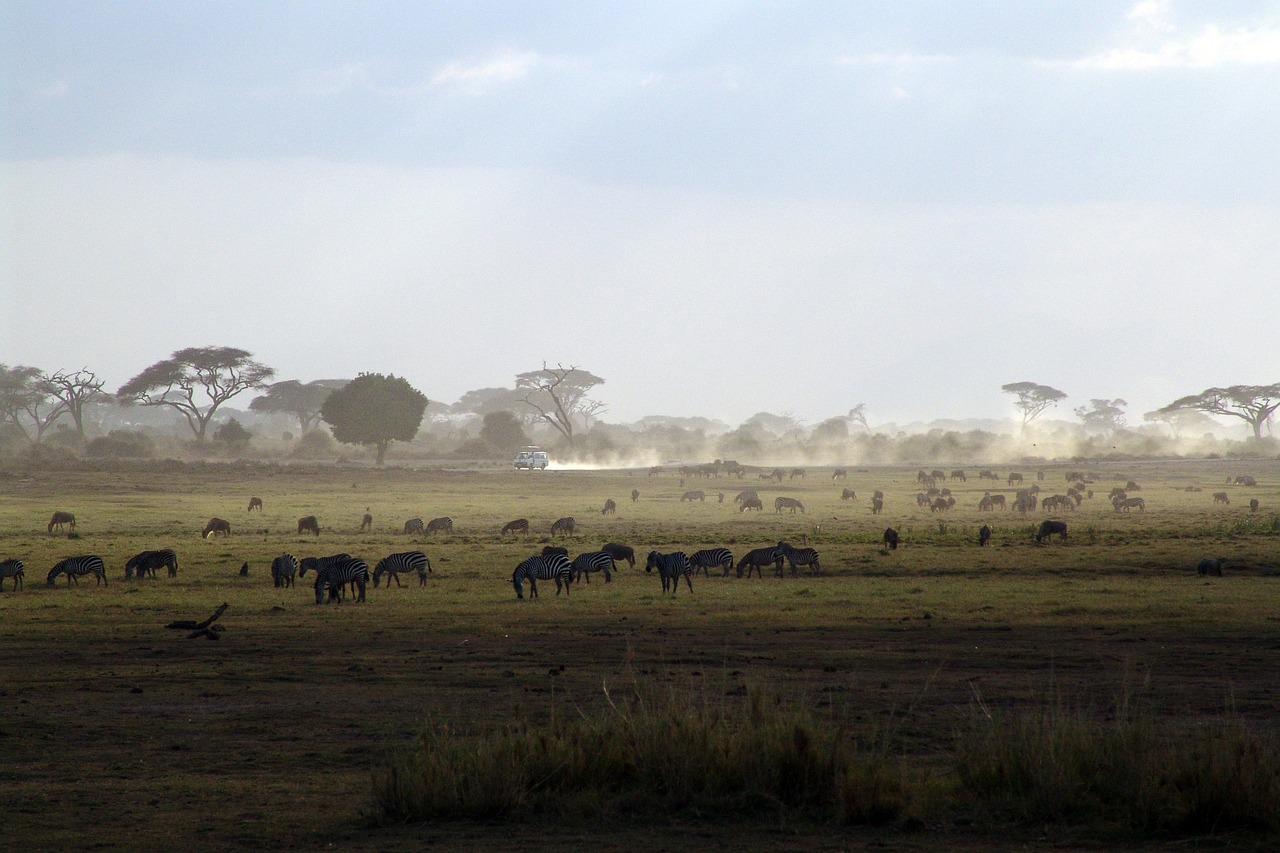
[776,541,820,577]
[512,553,573,599]
[313,556,369,604]
[501,518,529,536]
[299,553,352,594]
[551,517,576,537]
[601,542,635,568]
[774,497,805,513]
[680,490,705,502]
[0,559,24,591]
[125,549,178,579]
[404,517,425,535]
[645,551,693,594]
[46,555,107,587]
[571,551,615,584]
[373,551,431,588]
[601,499,617,515]
[426,517,454,535]
[689,547,734,577]
[271,554,299,588]
[48,511,76,533]
[734,546,782,578]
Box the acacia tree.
[1155,384,1280,439]
[46,368,110,438]
[847,403,870,433]
[0,364,64,443]
[1142,407,1217,438]
[249,379,349,433]
[320,372,428,465]
[1075,398,1128,435]
[516,364,605,447]
[1001,382,1068,432]
[116,347,275,441]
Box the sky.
[3,1,1279,429]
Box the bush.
[84,430,154,459]
[291,429,337,460]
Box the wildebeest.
[832,468,847,480]
[541,545,569,558]
[1233,475,1258,487]
[0,559,25,591]
[883,527,899,550]
[1250,499,1260,512]
[550,517,576,537]
[871,497,884,515]
[202,517,231,539]
[739,498,763,512]
[501,518,529,536]
[1197,558,1224,577]
[48,511,76,533]
[247,496,263,512]
[426,517,454,535]
[601,542,635,568]
[951,469,966,482]
[978,495,994,512]
[404,517,425,535]
[978,525,991,547]
[1212,492,1230,505]
[774,497,805,514]
[1035,520,1068,542]
[601,498,617,515]
[297,515,320,536]
[1008,473,1023,486]
[841,488,857,501]
[680,490,705,502]
[631,489,640,502]
[361,511,373,532]
[789,468,806,479]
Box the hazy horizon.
[5,2,1278,427]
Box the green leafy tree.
[116,347,274,441]
[0,364,65,444]
[320,373,428,465]
[214,418,253,450]
[479,411,531,455]
[1001,381,1068,432]
[1075,398,1128,435]
[516,363,605,447]
[1154,383,1280,439]
[250,379,349,432]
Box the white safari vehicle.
[514,447,549,470]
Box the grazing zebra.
[734,546,782,578]
[271,554,299,588]
[1212,492,1230,505]
[789,468,806,479]
[979,525,992,547]
[571,551,615,584]
[512,553,573,599]
[1035,520,1068,543]
[689,547,734,577]
[776,541,820,577]
[313,556,369,604]
[125,549,178,579]
[248,496,263,512]
[883,527,899,550]
[298,553,351,579]
[774,497,805,514]
[601,499,617,515]
[202,517,231,538]
[47,511,76,533]
[501,518,529,536]
[0,559,24,591]
[645,551,693,594]
[1113,497,1145,512]
[297,515,320,536]
[680,490,706,502]
[404,517,425,535]
[733,490,759,505]
[601,543,635,568]
[373,551,432,588]
[361,511,373,532]
[425,516,453,535]
[46,555,107,586]
[550,517,576,537]
[631,489,640,502]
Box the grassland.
[1,457,1278,851]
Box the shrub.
[291,428,337,459]
[84,430,154,459]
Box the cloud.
[430,50,549,93]
[37,81,70,99]
[1073,3,1280,70]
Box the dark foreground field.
[1,460,1278,851]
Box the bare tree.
[515,363,606,447]
[1155,383,1280,439]
[1001,382,1067,432]
[46,368,110,438]
[847,403,870,432]
[116,347,275,441]
[0,365,65,444]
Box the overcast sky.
[3,1,1278,428]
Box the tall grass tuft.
[373,682,910,825]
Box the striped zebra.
[774,497,805,514]
[645,551,693,594]
[46,555,107,586]
[734,546,782,578]
[550,516,576,537]
[512,553,573,599]
[313,556,369,604]
[0,559,24,591]
[271,554,299,588]
[299,553,352,594]
[776,541,820,577]
[571,551,615,584]
[689,548,734,577]
[373,551,431,588]
[125,549,178,579]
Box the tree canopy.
[516,364,605,446]
[320,372,428,465]
[250,379,348,432]
[1075,398,1127,435]
[117,347,274,441]
[1001,382,1068,430]
[1155,384,1280,439]
[0,364,66,444]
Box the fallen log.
[166,602,229,631]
